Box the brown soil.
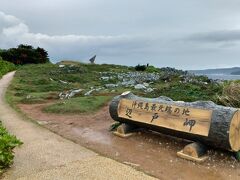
[18,102,240,180]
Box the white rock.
[84,89,95,96]
[95,88,103,91]
[134,84,146,90]
[68,89,83,98]
[145,88,154,93]
[105,84,118,88]
[100,77,110,81]
[59,80,68,84]
[143,82,149,87]
[59,65,65,68]
[121,80,135,87]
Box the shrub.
[217,82,240,108]
[0,121,22,172]
[135,64,147,71]
[0,44,49,65]
[0,60,16,78]
[145,65,160,73]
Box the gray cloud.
[1,0,240,69]
[0,11,152,63]
[186,30,240,43]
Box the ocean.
[196,74,240,80]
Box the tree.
[0,44,49,65]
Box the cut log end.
[229,110,240,152]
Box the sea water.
[197,74,240,80]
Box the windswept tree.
[0,44,50,65]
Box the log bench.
[109,91,240,162]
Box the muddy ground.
[18,102,240,180]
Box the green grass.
[7,61,239,115]
[150,82,222,102]
[6,62,134,107]
[0,121,22,173]
[43,96,113,114]
[0,60,16,78]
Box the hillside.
[4,61,240,179]
[6,61,230,114]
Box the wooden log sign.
[118,99,212,136]
[109,92,240,152]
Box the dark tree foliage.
[0,44,49,65]
[135,64,147,71]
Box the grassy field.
[6,63,133,113]
[6,61,240,114]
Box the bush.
[217,82,240,108]
[0,44,49,65]
[0,121,22,172]
[0,60,16,78]
[145,65,160,73]
[135,64,147,71]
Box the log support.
[177,142,208,163]
[113,123,138,138]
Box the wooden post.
[109,92,240,152]
[177,142,208,163]
[113,123,138,138]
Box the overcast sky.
[1,0,240,69]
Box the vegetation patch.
[217,81,240,107]
[0,121,22,173]
[6,61,240,116]
[0,60,16,78]
[152,82,222,102]
[0,44,49,65]
[43,96,113,114]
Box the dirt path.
[18,90,240,179]
[0,72,156,180]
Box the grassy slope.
[7,61,239,115]
[7,63,132,114]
